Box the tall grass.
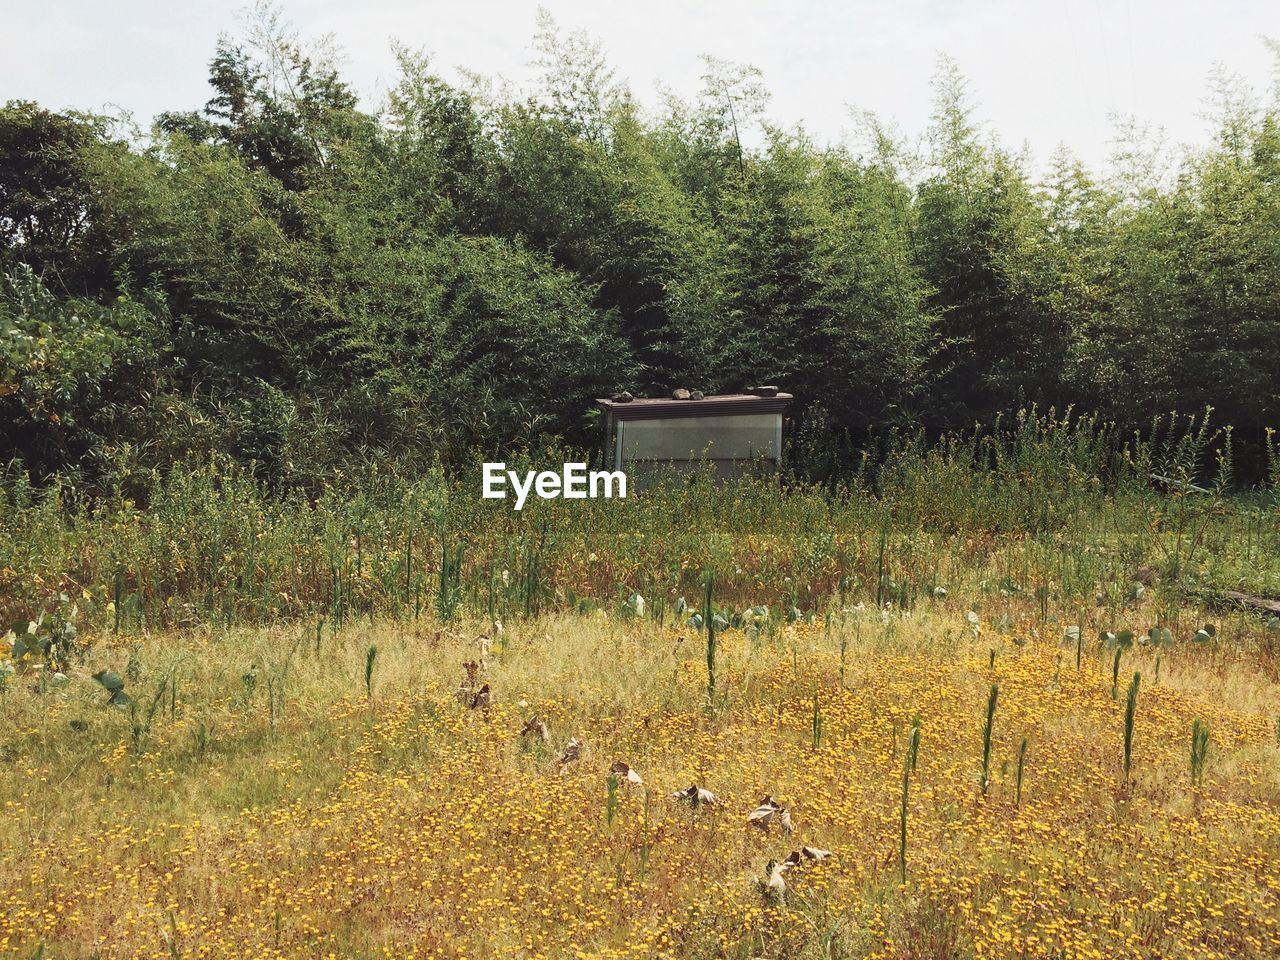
[703,572,717,707]
[1190,719,1210,785]
[365,644,378,701]
[980,684,999,797]
[1123,673,1142,781]
[2,410,1276,636]
[437,540,464,622]
[899,715,922,883]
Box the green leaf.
[93,669,125,693]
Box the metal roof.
[597,392,793,421]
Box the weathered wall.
[617,413,780,463]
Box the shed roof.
[597,392,792,421]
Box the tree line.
[2,10,1278,490]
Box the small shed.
[597,389,792,483]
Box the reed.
[1190,719,1210,785]
[980,684,999,796]
[365,644,378,701]
[1123,672,1141,780]
[704,571,716,707]
[875,516,889,609]
[437,540,464,622]
[899,715,922,883]
[130,674,170,756]
[605,772,619,827]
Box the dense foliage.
[2,13,1279,488]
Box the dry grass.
[2,598,1278,960]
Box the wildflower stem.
[1123,672,1141,780]
[704,571,716,707]
[980,684,999,796]
[365,643,378,701]
[900,717,921,883]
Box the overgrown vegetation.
[3,8,1280,489]
[2,410,1278,637]
[3,10,1280,955]
[2,552,1278,957]
[3,364,1279,960]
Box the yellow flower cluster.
[0,614,1277,959]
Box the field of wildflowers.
[3,593,1279,957]
[2,413,1279,958]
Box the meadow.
[2,413,1279,959]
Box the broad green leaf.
[93,669,125,693]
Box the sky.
[3,1,1279,173]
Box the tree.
[338,234,634,459]
[157,3,359,192]
[0,101,118,294]
[675,129,936,440]
[915,57,1072,424]
[0,264,167,481]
